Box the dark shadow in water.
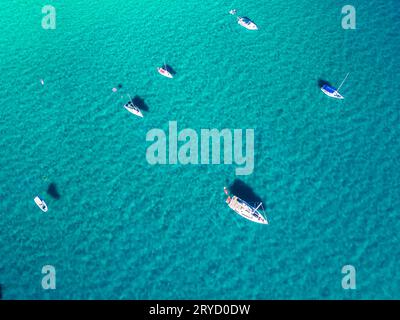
[229,179,264,204]
[318,79,333,88]
[131,95,149,112]
[163,64,177,75]
[47,183,60,200]
[117,84,123,89]
[0,284,2,300]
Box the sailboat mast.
[254,202,262,212]
[337,72,349,92]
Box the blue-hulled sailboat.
[321,73,349,99]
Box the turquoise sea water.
[0,0,399,299]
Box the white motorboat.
[238,17,258,30]
[34,196,48,212]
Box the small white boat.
[321,73,349,99]
[238,17,258,30]
[157,66,173,79]
[224,187,268,224]
[124,99,143,118]
[34,196,48,212]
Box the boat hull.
[124,105,143,117]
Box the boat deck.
[228,196,252,215]
[227,195,268,224]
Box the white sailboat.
[157,60,173,78]
[224,187,268,224]
[123,94,143,118]
[321,73,349,99]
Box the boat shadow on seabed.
[131,95,150,112]
[163,64,177,76]
[228,179,264,204]
[47,183,61,200]
[318,79,333,88]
